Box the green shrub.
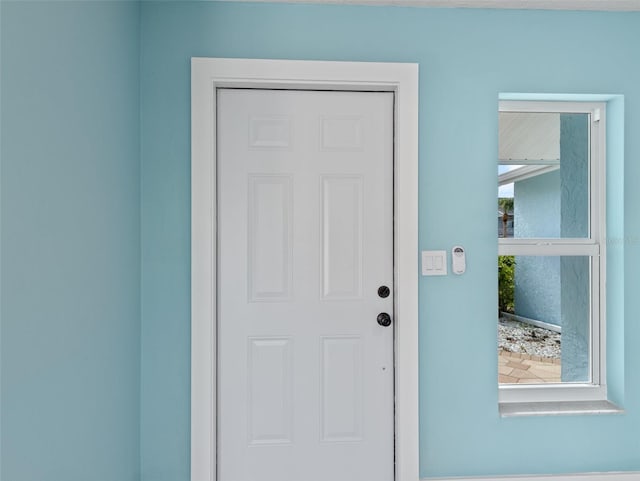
[498,255,515,314]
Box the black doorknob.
[377,312,392,327]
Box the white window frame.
[498,100,607,405]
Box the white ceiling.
[219,0,640,10]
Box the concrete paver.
[498,349,561,384]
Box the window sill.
[499,400,623,417]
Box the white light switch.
[422,250,447,276]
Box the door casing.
[191,57,419,481]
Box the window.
[498,101,607,405]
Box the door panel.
[247,337,293,445]
[320,336,364,442]
[247,175,293,301]
[217,89,394,481]
[321,175,364,299]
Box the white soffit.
[217,0,640,11]
[499,112,560,162]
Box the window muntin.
[498,101,606,404]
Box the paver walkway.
[498,349,561,384]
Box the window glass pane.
[498,255,591,385]
[498,112,590,239]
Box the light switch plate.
[422,250,447,276]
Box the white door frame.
[191,58,419,481]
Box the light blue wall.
[139,2,640,479]
[515,170,561,238]
[605,96,625,407]
[514,171,561,325]
[2,2,636,480]
[514,254,562,324]
[1,2,141,480]
[560,114,590,381]
[560,114,590,239]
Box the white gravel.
[498,317,561,359]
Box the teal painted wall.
[140,3,640,479]
[1,1,637,480]
[515,171,561,239]
[1,2,141,480]
[514,171,561,325]
[560,114,590,381]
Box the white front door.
[217,88,394,481]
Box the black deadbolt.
[378,285,390,298]
[377,312,392,327]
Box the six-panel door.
[217,89,394,481]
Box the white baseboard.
[424,472,640,481]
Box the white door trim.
[191,58,419,481]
